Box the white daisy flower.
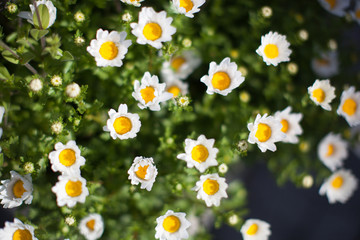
[48,140,86,175]
[0,218,38,240]
[308,79,336,111]
[0,171,33,208]
[164,78,188,98]
[350,1,360,24]
[193,173,228,207]
[200,57,245,96]
[256,31,292,66]
[172,0,206,18]
[177,135,219,173]
[132,72,173,111]
[155,210,191,240]
[18,0,57,29]
[318,133,348,171]
[120,0,144,7]
[311,51,339,78]
[318,0,351,17]
[128,156,158,191]
[337,86,360,127]
[247,114,286,153]
[51,174,89,208]
[161,50,201,80]
[130,7,176,49]
[274,106,303,144]
[87,28,132,67]
[79,213,104,240]
[319,169,358,204]
[240,219,271,240]
[103,104,141,140]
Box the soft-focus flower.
[29,78,43,92]
[177,135,219,173]
[74,36,85,46]
[0,218,38,240]
[302,175,314,188]
[172,0,206,18]
[311,51,339,78]
[131,7,176,49]
[128,156,158,191]
[298,29,309,41]
[247,114,285,152]
[18,0,57,29]
[274,106,303,144]
[308,79,336,111]
[74,11,85,23]
[51,75,62,86]
[87,28,132,67]
[79,213,104,240]
[318,133,348,171]
[0,171,33,208]
[103,104,141,140]
[240,219,271,240]
[7,3,18,14]
[287,62,298,75]
[337,86,360,127]
[65,215,76,226]
[155,210,191,240]
[261,6,272,18]
[228,214,239,225]
[24,162,35,174]
[120,0,144,7]
[193,173,228,207]
[319,169,358,204]
[164,78,188,98]
[318,0,351,17]
[122,12,132,22]
[200,57,245,96]
[328,39,337,50]
[218,163,228,174]
[256,31,292,66]
[350,1,360,24]
[240,91,250,103]
[177,96,190,107]
[66,83,81,98]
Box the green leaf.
[0,65,11,79]
[2,50,19,64]
[32,4,50,29]
[60,51,74,61]
[30,29,49,41]
[20,52,35,64]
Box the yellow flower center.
[264,44,279,59]
[325,0,336,9]
[326,144,334,157]
[203,179,219,195]
[113,117,132,135]
[163,215,181,233]
[167,86,181,98]
[211,72,231,91]
[356,9,360,19]
[65,180,82,197]
[331,175,343,189]
[99,41,118,60]
[171,57,186,71]
[280,119,289,133]
[135,165,149,180]
[312,88,325,103]
[86,219,95,231]
[143,23,162,41]
[12,229,32,240]
[255,123,272,142]
[59,149,76,167]
[342,98,357,116]
[140,86,156,104]
[13,180,26,198]
[191,145,209,163]
[180,0,194,12]
[246,223,258,235]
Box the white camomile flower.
[48,140,86,175]
[319,169,358,204]
[247,114,286,152]
[172,0,206,18]
[120,0,144,7]
[337,86,360,127]
[240,219,271,240]
[0,218,38,240]
[308,79,336,111]
[79,213,104,240]
[350,1,360,24]
[51,174,89,208]
[256,31,292,66]
[0,171,33,208]
[128,156,158,191]
[103,104,141,140]
[177,135,219,173]
[318,0,351,17]
[18,0,57,29]
[311,51,339,78]
[274,106,303,144]
[87,28,132,67]
[130,7,176,49]
[193,173,228,207]
[132,72,173,111]
[164,78,189,98]
[200,57,245,96]
[155,210,191,240]
[318,133,348,171]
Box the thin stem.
[32,0,46,49]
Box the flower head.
[193,173,228,207]
[337,86,360,127]
[66,83,81,98]
[350,1,360,24]
[29,78,43,92]
[274,106,303,144]
[240,219,271,240]
[261,6,272,18]
[308,79,336,111]
[172,0,206,18]
[7,3,18,14]
[177,96,190,107]
[51,75,62,86]
[318,133,348,171]
[18,0,57,29]
[155,210,191,240]
[79,213,104,240]
[0,218,38,240]
[120,0,144,7]
[318,0,351,16]
[128,156,158,191]
[74,11,85,23]
[311,51,339,78]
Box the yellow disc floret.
[331,175,343,189]
[191,145,209,163]
[99,41,118,60]
[171,57,186,71]
[342,98,357,116]
[163,215,181,233]
[140,86,156,104]
[246,223,258,235]
[180,0,194,12]
[255,123,272,142]
[59,149,76,167]
[326,144,334,157]
[167,86,181,98]
[12,229,32,240]
[143,23,162,41]
[13,180,26,198]
[65,180,82,197]
[280,119,289,133]
[312,88,325,103]
[325,0,336,9]
[86,219,95,231]
[264,44,279,59]
[113,117,132,135]
[203,179,219,195]
[356,10,360,19]
[211,72,231,91]
[135,165,149,180]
